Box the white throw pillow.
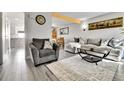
[44,41,52,49]
[101,40,109,46]
[79,38,85,45]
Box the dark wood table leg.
[78,48,110,66]
[96,62,98,65]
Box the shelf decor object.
[89,17,123,30]
[35,15,46,25]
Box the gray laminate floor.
[59,48,75,60]
[0,48,74,81]
[0,48,124,81]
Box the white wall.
[10,23,17,38]
[27,12,52,40]
[58,12,124,41]
[0,13,3,65]
[25,12,52,58]
[82,12,124,39]
[57,23,82,40]
[2,13,11,62]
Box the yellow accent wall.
[52,13,81,24]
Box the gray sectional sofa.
[65,37,124,61]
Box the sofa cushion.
[79,38,87,44]
[101,39,109,46]
[39,49,55,58]
[110,49,120,57]
[87,39,101,46]
[81,44,98,51]
[94,46,120,57]
[79,39,84,45]
[93,46,110,56]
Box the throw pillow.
[112,38,123,47]
[44,41,52,49]
[74,38,80,42]
[107,38,122,48]
[101,39,109,46]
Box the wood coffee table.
[78,48,110,65]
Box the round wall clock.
[35,15,46,25]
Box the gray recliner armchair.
[29,38,59,66]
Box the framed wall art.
[89,17,123,30]
[60,27,69,35]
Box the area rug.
[46,55,119,81]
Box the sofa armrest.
[52,43,60,59]
[29,43,40,65]
[115,46,124,61]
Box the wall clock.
[35,15,46,25]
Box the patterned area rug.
[46,55,119,81]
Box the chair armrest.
[52,43,59,50]
[52,43,60,59]
[29,43,40,65]
[29,43,37,49]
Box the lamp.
[82,23,87,31]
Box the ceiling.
[52,12,109,26]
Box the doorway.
[2,12,25,61]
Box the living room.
[50,12,124,80]
[51,12,124,62]
[0,12,124,81]
[1,0,124,92]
